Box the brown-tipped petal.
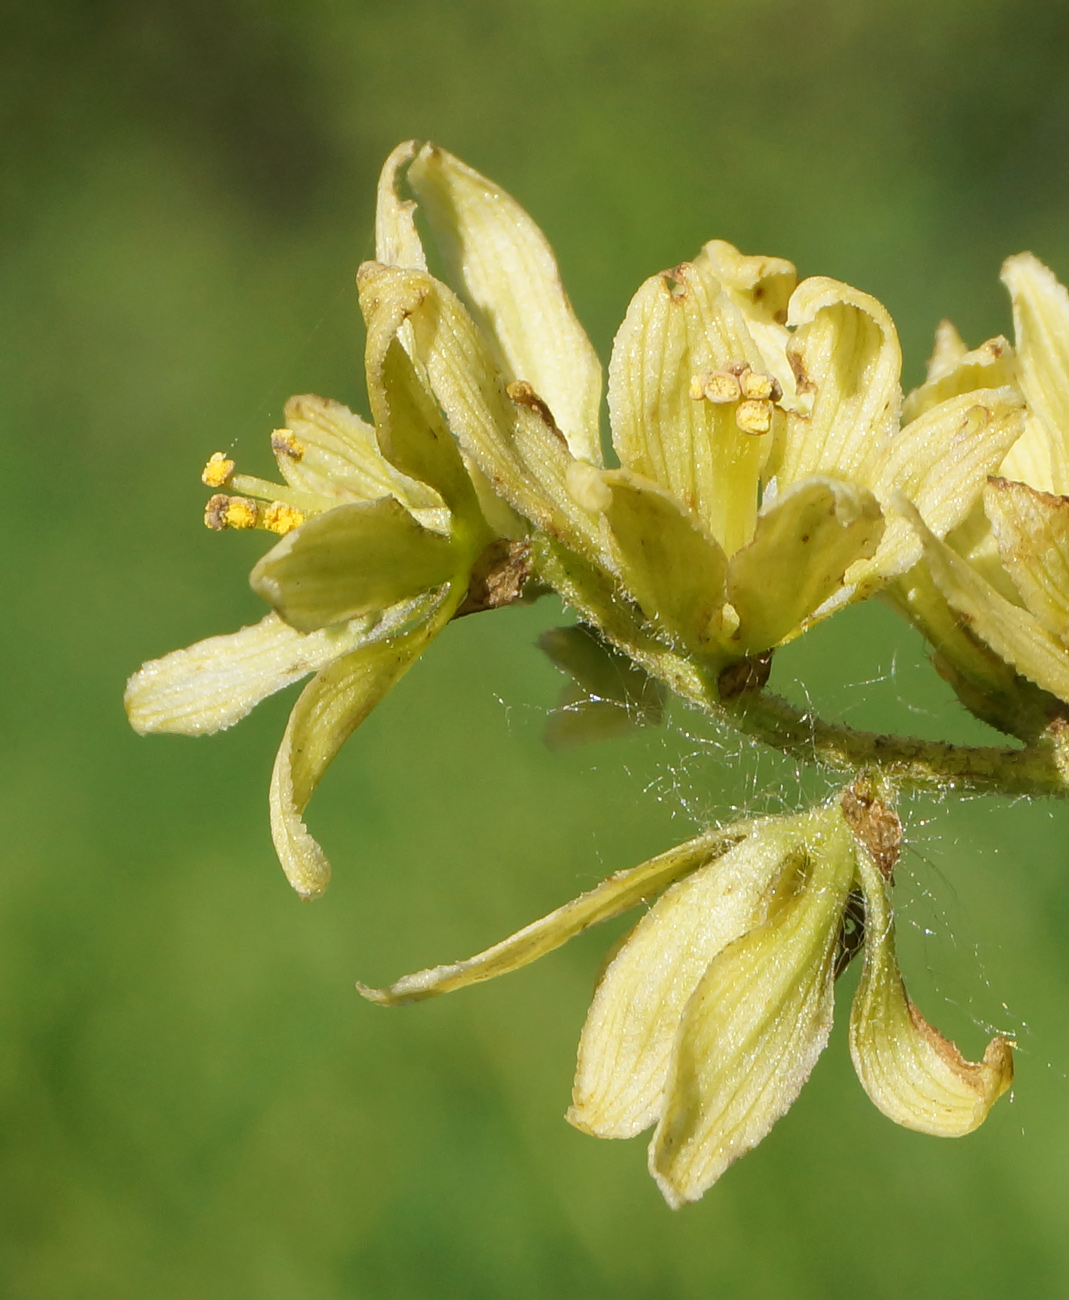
[124,612,374,737]
[408,143,602,464]
[906,502,1069,703]
[780,277,902,488]
[726,477,883,653]
[600,468,729,651]
[568,814,814,1141]
[250,498,459,633]
[650,805,856,1207]
[1001,253,1069,495]
[607,262,768,554]
[374,140,428,271]
[850,843,1013,1136]
[271,599,446,898]
[357,824,752,1005]
[984,477,1069,642]
[902,335,1016,423]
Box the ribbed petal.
[356,825,751,1005]
[568,815,809,1141]
[902,334,1016,423]
[407,143,603,464]
[600,468,728,650]
[779,277,902,487]
[693,240,797,400]
[277,394,441,514]
[271,597,447,898]
[357,261,605,563]
[250,498,458,633]
[850,841,1014,1136]
[649,805,855,1207]
[374,140,428,271]
[726,477,883,653]
[608,261,768,555]
[1001,253,1069,495]
[907,503,1069,703]
[860,387,1025,585]
[124,612,374,736]
[360,266,483,527]
[984,477,1069,641]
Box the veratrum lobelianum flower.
[125,333,507,899]
[359,791,1013,1207]
[889,254,1069,735]
[369,143,1025,693]
[126,140,1026,896]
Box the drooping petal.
[250,498,459,633]
[779,277,902,487]
[906,503,1069,703]
[271,597,448,899]
[726,477,883,652]
[984,477,1069,642]
[407,143,603,464]
[568,815,810,1141]
[693,240,797,400]
[599,469,729,650]
[649,804,856,1207]
[850,841,1014,1136]
[859,387,1025,585]
[901,334,1016,422]
[374,139,428,271]
[277,394,442,515]
[607,261,769,555]
[124,612,374,736]
[356,824,752,1005]
[357,261,606,563]
[1001,253,1069,495]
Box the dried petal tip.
[850,845,1014,1137]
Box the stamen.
[201,452,235,488]
[735,400,773,435]
[262,502,305,535]
[271,428,305,461]
[204,494,259,530]
[740,371,782,402]
[690,370,742,404]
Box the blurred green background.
[4,1,1069,1295]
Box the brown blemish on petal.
[841,782,902,880]
[507,380,569,447]
[788,347,814,394]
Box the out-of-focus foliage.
[3,1,1069,1295]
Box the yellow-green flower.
[126,359,499,900]
[373,143,1024,687]
[359,792,1013,1206]
[891,255,1069,735]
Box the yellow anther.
[204,494,260,530]
[735,399,773,435]
[270,428,305,461]
[704,371,744,403]
[740,370,781,402]
[201,451,235,488]
[262,501,305,535]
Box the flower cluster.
[127,140,1069,1202]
